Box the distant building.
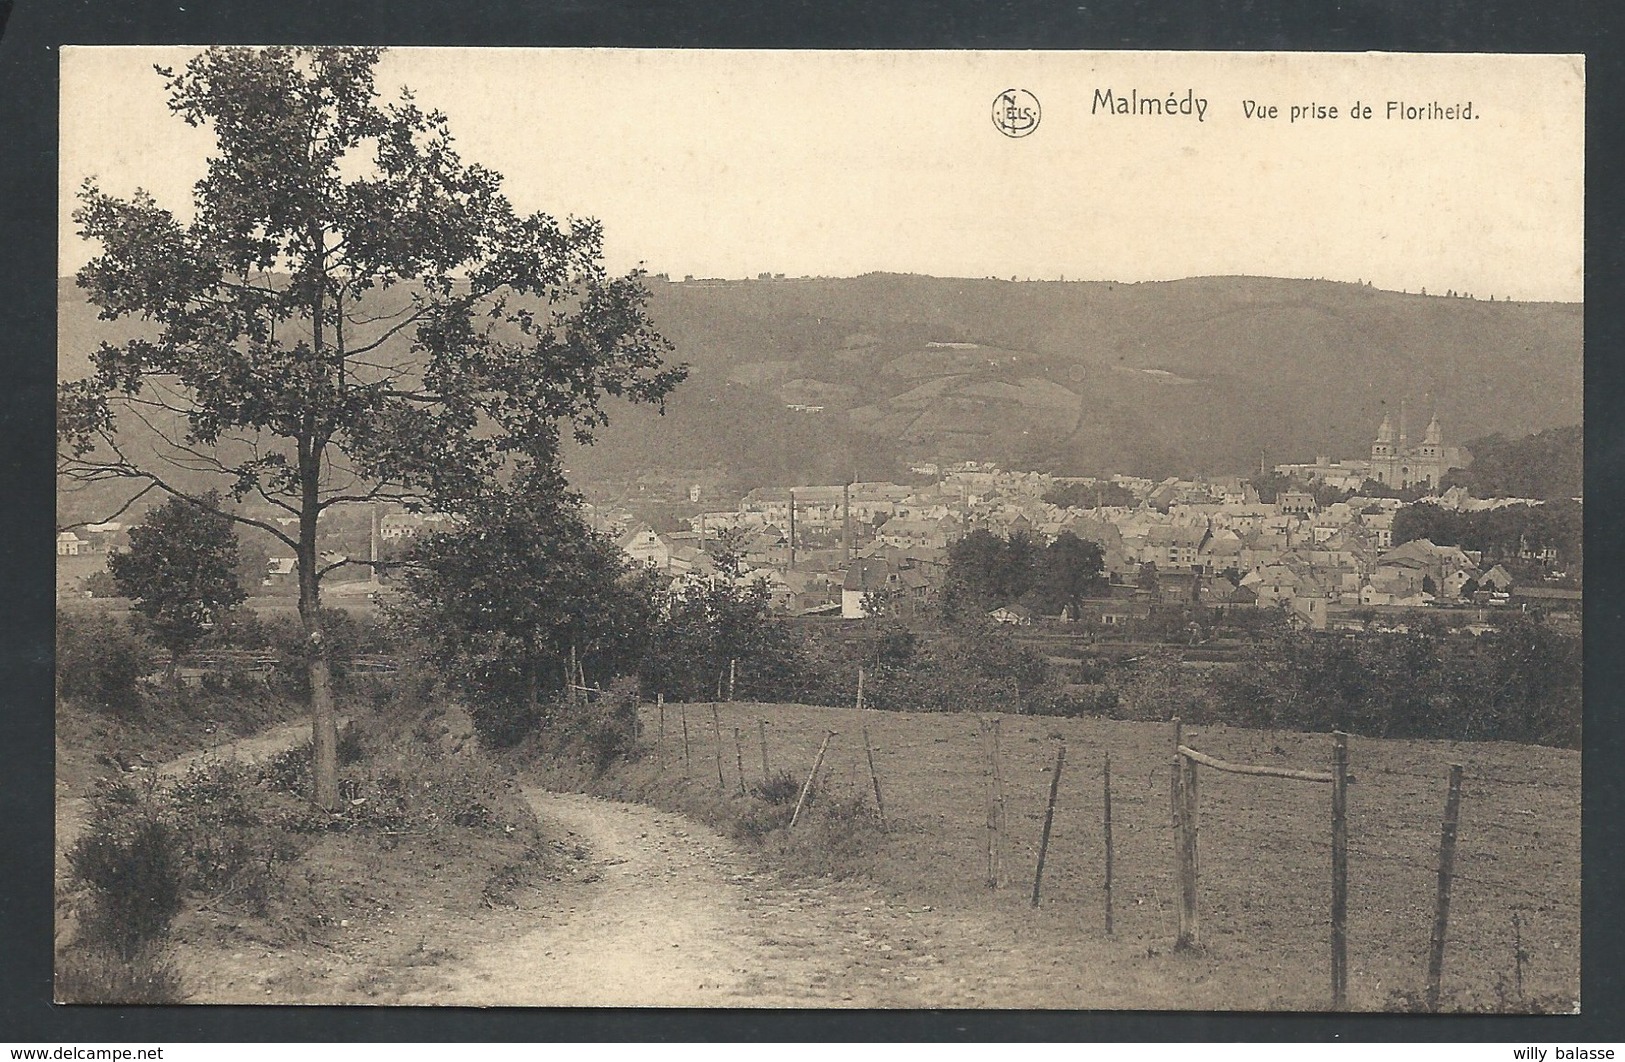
[988,603,1035,626]
[1369,410,1462,492]
[619,525,675,571]
[840,559,891,619]
[378,513,424,540]
[1277,491,1318,517]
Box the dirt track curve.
[64,722,1096,1007]
[397,789,1000,1007]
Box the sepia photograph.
[54,46,1582,1011]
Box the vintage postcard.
[55,48,1581,1011]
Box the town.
[59,410,1580,643]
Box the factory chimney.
[788,490,797,571]
[842,482,852,565]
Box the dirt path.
[395,791,843,1006]
[56,718,328,952]
[65,729,1104,1007]
[57,719,324,863]
[394,789,1036,1007]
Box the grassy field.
[629,699,1580,1012]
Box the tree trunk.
[298,450,339,810]
[301,238,339,810]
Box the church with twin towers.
[1273,401,1464,494]
[1368,403,1459,491]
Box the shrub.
[56,941,185,1004]
[732,797,797,843]
[258,742,312,797]
[1024,683,1119,717]
[470,694,542,750]
[1207,618,1581,747]
[163,760,302,910]
[752,769,802,805]
[522,675,645,770]
[764,793,884,880]
[732,769,806,842]
[579,676,644,772]
[67,800,184,958]
[56,614,147,713]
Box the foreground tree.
[400,467,657,747]
[109,492,246,684]
[1034,531,1107,620]
[642,534,799,702]
[58,48,684,806]
[943,528,1040,616]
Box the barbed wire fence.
[633,692,1579,1010]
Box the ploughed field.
[636,700,1580,1011]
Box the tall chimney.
[842,482,852,565]
[370,503,380,582]
[788,490,797,571]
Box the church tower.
[1372,414,1394,459]
[1418,411,1443,487]
[1370,414,1397,488]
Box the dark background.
[3,0,1618,1042]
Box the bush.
[732,769,806,842]
[1024,683,1120,718]
[1207,618,1581,747]
[470,693,542,750]
[753,769,802,805]
[67,798,184,958]
[733,796,797,843]
[163,760,303,911]
[581,676,643,771]
[57,613,147,713]
[526,675,645,771]
[56,941,185,1004]
[763,793,884,880]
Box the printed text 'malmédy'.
[1092,88,1209,122]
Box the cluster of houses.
[59,438,1577,636]
[587,458,1576,634]
[56,523,128,557]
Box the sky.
[60,48,1584,302]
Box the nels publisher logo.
[992,89,1041,138]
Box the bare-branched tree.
[58,47,685,807]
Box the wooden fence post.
[734,727,747,795]
[1179,748,1200,950]
[1031,741,1067,907]
[1170,717,1193,948]
[712,702,726,791]
[790,730,836,828]
[1104,749,1115,936]
[862,715,887,831]
[856,666,865,711]
[1426,763,1465,1011]
[1331,730,1350,1009]
[680,704,691,775]
[759,719,771,778]
[728,658,737,701]
[656,694,665,771]
[568,643,579,707]
[982,720,996,887]
[986,717,1006,888]
[1513,911,1526,1002]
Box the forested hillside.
[61,273,1582,492]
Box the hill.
[59,274,1582,492]
[1442,425,1583,500]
